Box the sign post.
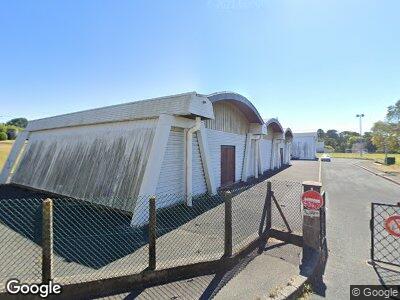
[302,181,324,264]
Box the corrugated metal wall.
[11,119,157,212]
[292,136,316,160]
[260,139,272,172]
[206,128,246,188]
[204,101,249,135]
[155,129,207,208]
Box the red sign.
[301,190,323,210]
[385,215,400,238]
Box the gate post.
[42,198,53,283]
[302,181,324,261]
[370,204,375,262]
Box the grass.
[317,152,400,165]
[0,141,13,170]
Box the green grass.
[0,141,13,170]
[317,152,400,165]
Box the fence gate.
[370,202,400,267]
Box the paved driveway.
[313,158,400,299]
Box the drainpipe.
[185,117,201,206]
[270,137,275,170]
[253,135,261,178]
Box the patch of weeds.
[297,283,313,300]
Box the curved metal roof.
[284,128,293,139]
[264,118,284,133]
[207,92,264,124]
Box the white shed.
[291,132,318,160]
[0,91,292,224]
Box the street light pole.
[356,114,365,157]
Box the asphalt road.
[313,158,400,300]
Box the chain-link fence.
[270,180,303,235]
[371,202,400,267]
[52,198,149,284]
[0,179,304,289]
[156,193,225,269]
[230,181,269,254]
[0,198,43,290]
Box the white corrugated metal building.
[291,132,318,160]
[0,91,293,224]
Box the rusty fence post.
[42,198,53,283]
[224,191,233,257]
[302,181,324,261]
[148,196,156,270]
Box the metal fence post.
[148,196,156,270]
[224,191,233,257]
[42,198,53,283]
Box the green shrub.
[0,123,6,133]
[6,128,18,140]
[0,132,7,141]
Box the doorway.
[221,145,235,187]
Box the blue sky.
[0,0,399,133]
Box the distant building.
[352,142,366,153]
[316,141,325,153]
[291,132,318,160]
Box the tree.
[387,100,400,123]
[371,121,399,153]
[317,129,325,141]
[326,129,339,140]
[363,132,377,153]
[0,132,7,141]
[6,118,28,128]
[324,137,337,151]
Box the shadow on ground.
[0,168,287,270]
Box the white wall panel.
[206,129,246,188]
[292,135,317,160]
[260,139,272,172]
[155,130,207,208]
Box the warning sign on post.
[385,215,400,238]
[301,190,323,210]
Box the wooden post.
[42,198,53,283]
[302,181,323,261]
[265,181,272,231]
[148,196,156,270]
[224,191,233,257]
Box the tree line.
[0,118,28,141]
[317,100,400,153]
